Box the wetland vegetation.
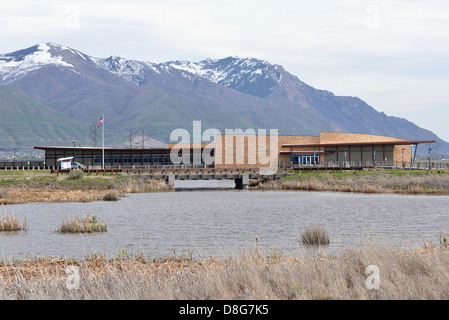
[257,169,449,195]
[0,170,172,204]
[1,169,449,300]
[1,239,449,300]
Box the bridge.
[5,159,449,189]
[120,167,292,189]
[43,159,449,189]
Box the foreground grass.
[258,169,449,195]
[0,242,448,299]
[0,171,172,204]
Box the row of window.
[77,155,206,165]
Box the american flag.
[96,116,103,126]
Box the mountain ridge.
[0,42,446,155]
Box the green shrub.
[103,191,119,201]
[68,169,85,180]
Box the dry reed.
[1,241,449,300]
[0,213,27,232]
[0,188,9,199]
[0,177,172,205]
[258,172,449,195]
[102,191,119,201]
[58,214,107,233]
[301,225,330,246]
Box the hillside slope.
[0,43,446,155]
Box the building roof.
[279,150,327,154]
[34,146,203,152]
[281,140,436,148]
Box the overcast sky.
[1,0,449,141]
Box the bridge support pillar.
[235,174,249,189]
[165,174,175,186]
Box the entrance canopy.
[56,156,74,162]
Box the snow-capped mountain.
[0,42,446,153]
[0,43,76,84]
[0,42,130,87]
[163,57,287,98]
[2,43,307,101]
[94,55,294,98]
[92,56,158,86]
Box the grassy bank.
[0,170,172,204]
[2,169,449,204]
[0,242,448,299]
[257,169,449,195]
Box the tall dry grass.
[0,177,172,205]
[1,242,449,299]
[301,225,330,246]
[0,213,27,232]
[259,172,449,194]
[118,177,172,193]
[58,214,107,233]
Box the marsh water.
[1,180,449,259]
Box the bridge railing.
[0,161,48,170]
[2,160,449,171]
[277,160,449,171]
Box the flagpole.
[102,113,105,170]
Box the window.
[291,154,319,165]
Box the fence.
[0,161,49,170]
[0,162,215,171]
[277,160,449,170]
[1,160,448,171]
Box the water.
[1,184,449,259]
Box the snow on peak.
[164,56,278,86]
[93,55,161,85]
[95,56,145,76]
[0,42,75,84]
[93,52,283,91]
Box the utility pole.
[90,123,98,147]
[135,130,150,149]
[124,130,139,149]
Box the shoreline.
[254,169,449,195]
[0,171,172,205]
[1,169,449,205]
